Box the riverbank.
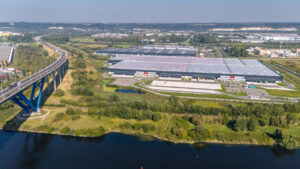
[1,103,299,150]
[0,128,270,147]
[0,111,292,149]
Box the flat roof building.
[97,45,198,57]
[108,55,282,82]
[0,44,14,63]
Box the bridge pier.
[47,76,50,91]
[59,68,62,84]
[11,77,45,113]
[53,72,57,92]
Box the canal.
[0,131,299,169]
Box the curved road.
[0,36,68,104]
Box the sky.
[0,0,299,23]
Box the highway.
[0,36,68,104]
[271,63,300,78]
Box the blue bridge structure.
[0,36,68,113]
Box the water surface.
[0,131,299,169]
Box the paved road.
[0,37,68,104]
[217,47,226,58]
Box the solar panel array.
[97,46,197,57]
[109,55,280,77]
[0,44,14,62]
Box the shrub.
[142,123,155,133]
[188,125,213,141]
[47,127,55,133]
[54,113,65,122]
[152,113,162,122]
[85,126,106,137]
[108,95,120,102]
[72,114,81,121]
[74,129,84,136]
[88,108,98,116]
[133,123,142,130]
[60,127,71,134]
[189,116,201,126]
[54,89,65,97]
[171,128,188,138]
[74,126,106,137]
[119,122,132,129]
[222,114,230,125]
[66,108,76,115]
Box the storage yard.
[97,45,198,57]
[108,55,282,82]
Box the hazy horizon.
[0,0,299,23]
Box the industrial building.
[97,45,198,57]
[108,55,282,82]
[0,44,14,63]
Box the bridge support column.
[59,68,62,84]
[47,76,50,91]
[11,77,45,113]
[53,72,57,92]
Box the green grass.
[264,89,300,98]
[145,80,153,85]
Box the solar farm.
[108,55,282,82]
[97,45,198,57]
[0,44,14,63]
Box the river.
[0,131,299,169]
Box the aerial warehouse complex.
[107,55,282,83]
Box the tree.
[168,96,179,107]
[248,116,258,131]
[225,45,248,57]
[188,125,213,141]
[286,113,297,125]
[222,114,230,125]
[273,129,297,150]
[66,108,76,115]
[171,128,188,138]
[142,123,155,133]
[108,94,120,103]
[190,34,217,44]
[152,113,162,122]
[232,117,248,131]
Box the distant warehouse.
[97,45,198,57]
[0,44,14,63]
[108,55,282,82]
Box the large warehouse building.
[0,44,14,63]
[97,45,198,57]
[108,55,282,82]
